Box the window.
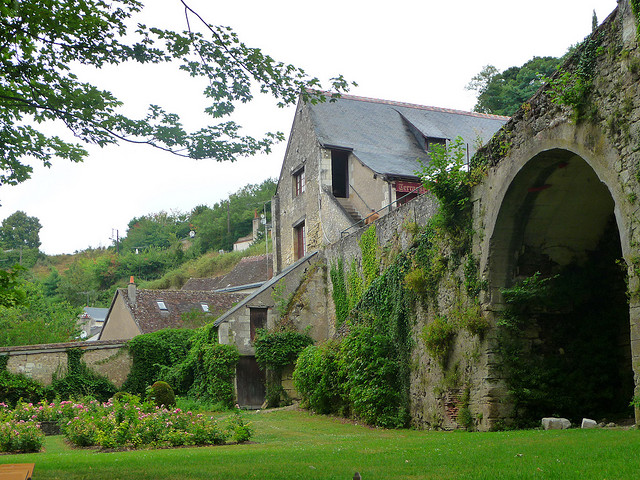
[249,307,267,342]
[294,222,306,260]
[157,300,167,311]
[293,168,305,196]
[425,137,447,152]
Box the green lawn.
[2,409,639,480]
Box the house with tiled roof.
[98,278,247,341]
[271,92,509,272]
[181,253,273,294]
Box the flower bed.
[0,396,253,453]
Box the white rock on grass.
[542,417,571,430]
[581,418,597,429]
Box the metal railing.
[340,184,426,237]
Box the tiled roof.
[182,254,273,291]
[307,93,509,178]
[120,288,248,334]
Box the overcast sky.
[1,0,619,255]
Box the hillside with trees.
[0,178,275,346]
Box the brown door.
[236,356,265,408]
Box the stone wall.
[0,340,131,388]
[471,0,640,425]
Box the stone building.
[99,278,247,341]
[271,93,508,272]
[213,251,330,407]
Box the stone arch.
[479,134,637,424]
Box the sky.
[0,0,620,255]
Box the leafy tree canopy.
[0,211,42,250]
[466,56,562,116]
[0,276,80,346]
[0,0,353,190]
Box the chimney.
[128,276,137,307]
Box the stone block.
[541,417,571,430]
[581,418,597,429]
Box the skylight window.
[157,301,167,311]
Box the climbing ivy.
[300,134,491,429]
[50,348,117,401]
[631,0,640,38]
[0,355,7,371]
[548,31,604,122]
[346,259,363,310]
[359,225,379,289]
[160,323,240,408]
[329,258,348,326]
[123,329,196,395]
[254,329,313,407]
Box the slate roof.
[182,254,273,291]
[307,93,509,178]
[116,289,248,334]
[83,307,108,322]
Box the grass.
[2,409,640,479]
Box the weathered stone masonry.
[1,340,131,388]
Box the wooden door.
[236,356,265,408]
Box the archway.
[488,148,634,426]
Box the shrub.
[161,325,240,408]
[0,419,44,453]
[227,408,253,443]
[148,381,176,408]
[123,329,196,395]
[421,316,456,362]
[293,342,344,415]
[339,324,408,428]
[0,370,49,407]
[58,397,250,450]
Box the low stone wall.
[0,340,131,389]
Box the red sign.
[395,181,427,194]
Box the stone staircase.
[336,197,363,225]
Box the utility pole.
[227,200,231,250]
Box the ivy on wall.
[123,328,196,395]
[548,30,605,122]
[295,138,490,429]
[159,324,241,408]
[50,348,117,401]
[359,226,379,289]
[254,329,313,407]
[329,258,348,326]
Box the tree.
[466,56,562,116]
[0,0,353,190]
[0,278,80,346]
[190,178,276,253]
[0,211,42,250]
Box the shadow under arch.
[486,147,634,425]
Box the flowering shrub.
[0,419,44,453]
[61,396,251,450]
[0,396,253,452]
